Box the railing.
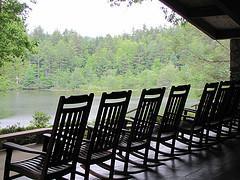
[0,128,52,149]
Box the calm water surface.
[0,90,197,128]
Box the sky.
[24,0,170,37]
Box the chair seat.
[78,142,113,164]
[179,120,203,133]
[151,124,176,141]
[222,116,232,123]
[152,131,175,141]
[10,155,72,179]
[208,120,221,127]
[118,132,147,151]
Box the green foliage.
[30,111,51,128]
[0,0,35,66]
[109,0,185,25]
[0,24,230,93]
[0,75,11,91]
[0,111,51,148]
[0,123,27,135]
[0,123,39,149]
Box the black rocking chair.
[116,87,166,174]
[150,85,190,159]
[3,94,94,180]
[227,81,240,136]
[204,81,233,144]
[218,81,240,139]
[76,90,131,180]
[177,82,219,152]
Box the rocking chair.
[3,94,94,180]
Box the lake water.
[0,90,197,128]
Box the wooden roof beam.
[216,29,240,39]
[215,0,240,25]
[187,6,225,18]
[159,0,217,39]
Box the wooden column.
[230,39,240,81]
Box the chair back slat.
[194,82,219,126]
[131,88,165,142]
[90,91,131,153]
[209,81,232,123]
[45,94,93,167]
[160,85,190,132]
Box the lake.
[0,90,197,128]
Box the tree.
[0,0,35,66]
[109,0,185,25]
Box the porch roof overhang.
[159,0,240,40]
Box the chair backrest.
[89,90,131,154]
[209,81,232,123]
[194,82,219,126]
[44,94,94,168]
[130,87,166,142]
[224,81,240,117]
[159,85,190,133]
[230,81,240,120]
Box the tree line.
[0,23,229,96]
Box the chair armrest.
[3,142,46,155]
[182,114,194,119]
[122,128,131,133]
[190,103,199,110]
[42,133,51,152]
[182,115,194,122]
[82,138,91,145]
[184,108,197,114]
[156,114,163,123]
[125,117,134,123]
[126,108,137,115]
[87,125,94,130]
[83,139,91,143]
[124,117,134,129]
[86,125,94,139]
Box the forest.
[0,23,229,96]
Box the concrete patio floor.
[1,138,240,180]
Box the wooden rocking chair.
[216,81,240,139]
[116,87,166,175]
[177,82,219,152]
[76,90,131,180]
[204,81,233,144]
[3,94,94,180]
[150,85,190,160]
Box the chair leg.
[216,125,222,141]
[229,121,233,135]
[70,165,76,180]
[143,147,149,166]
[154,142,160,161]
[199,130,203,146]
[171,138,176,155]
[109,156,115,179]
[205,129,209,144]
[188,133,193,152]
[84,164,90,180]
[124,152,130,175]
[4,149,13,180]
[70,173,75,180]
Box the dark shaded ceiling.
[159,0,240,40]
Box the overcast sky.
[25,0,170,37]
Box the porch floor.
[1,138,240,180]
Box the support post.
[230,39,240,81]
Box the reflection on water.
[0,90,139,128]
[0,90,197,128]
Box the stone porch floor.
[1,138,240,180]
